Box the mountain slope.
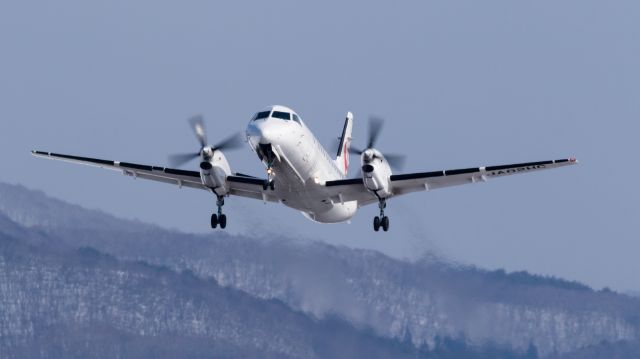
[0,225,435,359]
[1,182,639,357]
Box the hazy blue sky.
[1,1,638,291]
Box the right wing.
[32,150,207,190]
[32,150,279,202]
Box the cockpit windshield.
[253,111,271,121]
[272,111,291,120]
[251,109,301,124]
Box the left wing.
[390,158,578,196]
[324,178,377,206]
[323,158,578,207]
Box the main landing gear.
[373,198,390,232]
[210,196,227,229]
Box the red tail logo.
[343,141,349,174]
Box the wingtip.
[31,150,49,156]
[569,157,579,164]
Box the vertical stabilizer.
[335,112,353,177]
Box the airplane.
[32,105,578,232]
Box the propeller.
[168,115,244,167]
[349,116,407,171]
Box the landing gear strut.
[262,180,275,191]
[262,166,275,191]
[373,198,389,232]
[210,196,227,229]
[257,144,277,191]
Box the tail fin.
[335,111,354,177]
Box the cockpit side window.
[272,111,291,120]
[292,114,301,124]
[253,111,271,121]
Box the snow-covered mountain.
[0,227,431,359]
[1,182,638,358]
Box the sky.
[1,1,638,292]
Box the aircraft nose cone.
[246,121,277,145]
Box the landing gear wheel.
[266,165,275,190]
[373,216,381,232]
[381,216,389,232]
[212,196,227,230]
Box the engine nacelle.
[361,150,392,197]
[199,150,232,195]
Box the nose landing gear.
[262,166,275,191]
[210,196,227,229]
[258,144,277,191]
[373,198,390,232]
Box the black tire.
[269,181,275,191]
[262,183,268,191]
[219,214,227,229]
[210,213,218,228]
[373,216,380,231]
[381,216,389,232]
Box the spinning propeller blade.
[168,152,200,167]
[349,116,407,171]
[168,115,243,167]
[212,132,244,152]
[383,153,407,171]
[188,115,208,148]
[367,116,384,149]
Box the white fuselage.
[246,111,358,223]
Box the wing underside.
[226,175,279,202]
[322,158,578,207]
[33,150,577,208]
[31,150,275,201]
[390,158,578,195]
[32,151,207,189]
